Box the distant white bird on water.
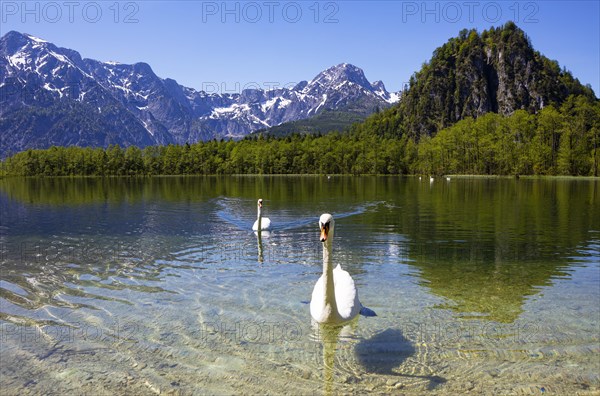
[252,198,271,231]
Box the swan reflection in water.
[311,320,357,396]
[254,229,270,263]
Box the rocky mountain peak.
[307,63,373,92]
[0,31,399,157]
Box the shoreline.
[1,174,600,180]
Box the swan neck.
[321,239,337,314]
[322,239,333,271]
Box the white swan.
[252,198,271,231]
[310,214,375,324]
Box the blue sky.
[2,1,599,95]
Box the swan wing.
[333,265,361,321]
[253,217,271,231]
[309,275,326,322]
[262,217,271,230]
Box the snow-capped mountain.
[0,31,399,156]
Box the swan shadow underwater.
[355,329,446,390]
[354,329,415,374]
[312,325,445,393]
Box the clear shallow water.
[0,176,598,395]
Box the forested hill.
[363,21,596,140]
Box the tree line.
[412,96,599,176]
[1,95,598,177]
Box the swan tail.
[359,306,377,317]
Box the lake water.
[0,176,598,395]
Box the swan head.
[257,198,263,208]
[319,213,335,242]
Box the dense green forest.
[258,110,368,137]
[2,94,598,177]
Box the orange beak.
[320,224,329,242]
